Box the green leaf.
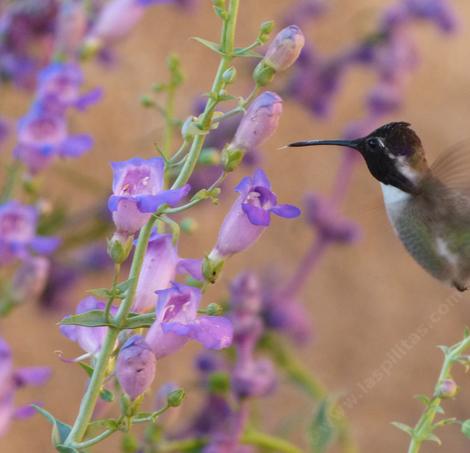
[461,419,470,438]
[414,394,431,406]
[435,405,445,415]
[391,422,414,436]
[59,310,113,327]
[309,399,336,453]
[123,312,156,329]
[425,433,442,444]
[114,278,135,298]
[87,287,112,298]
[32,405,72,447]
[191,37,224,55]
[56,445,79,453]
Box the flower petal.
[13,367,51,387]
[242,204,270,226]
[75,88,103,111]
[270,204,301,218]
[59,134,93,158]
[29,236,61,255]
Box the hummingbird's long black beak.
[285,139,360,149]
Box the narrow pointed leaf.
[391,421,414,436]
[191,37,224,55]
[309,399,336,452]
[59,310,113,327]
[414,394,431,406]
[461,419,470,438]
[123,312,156,329]
[32,405,72,446]
[425,433,442,444]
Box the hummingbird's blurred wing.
[427,140,470,193]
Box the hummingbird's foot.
[452,280,468,292]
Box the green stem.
[407,335,470,453]
[159,438,207,452]
[171,0,239,190]
[71,428,116,449]
[241,429,303,453]
[65,221,156,445]
[0,160,21,203]
[162,84,176,158]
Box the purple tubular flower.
[232,92,283,151]
[0,201,59,265]
[108,157,190,236]
[263,25,305,72]
[61,297,116,356]
[304,194,360,243]
[133,233,202,312]
[146,283,233,359]
[210,169,300,258]
[0,337,50,437]
[54,0,88,57]
[116,336,156,400]
[17,109,67,149]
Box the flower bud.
[436,379,458,399]
[166,388,185,407]
[222,67,237,84]
[263,25,305,71]
[116,336,156,400]
[221,146,244,172]
[258,20,275,44]
[253,25,304,86]
[107,233,133,264]
[231,92,282,151]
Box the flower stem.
[407,334,470,453]
[171,0,239,190]
[241,429,303,453]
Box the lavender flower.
[61,297,117,358]
[11,257,50,302]
[232,358,277,399]
[0,337,50,436]
[404,0,457,32]
[86,0,171,49]
[0,201,59,266]
[116,336,156,400]
[133,233,202,312]
[146,283,233,359]
[231,92,283,152]
[108,157,190,237]
[209,169,300,259]
[36,63,102,113]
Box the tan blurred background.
[2,0,470,451]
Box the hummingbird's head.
[287,122,429,194]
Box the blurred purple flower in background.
[108,157,190,238]
[0,201,59,266]
[146,283,233,359]
[210,169,300,259]
[0,337,51,436]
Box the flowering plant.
[0,1,468,452]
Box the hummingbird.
[287,121,470,291]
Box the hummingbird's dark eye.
[366,137,383,150]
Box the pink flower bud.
[264,25,305,72]
[232,92,282,151]
[116,335,156,400]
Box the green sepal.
[167,388,185,407]
[59,310,113,328]
[391,421,414,436]
[202,255,225,284]
[100,388,115,402]
[222,146,243,172]
[309,399,336,453]
[79,362,94,377]
[461,419,470,438]
[192,37,224,55]
[32,405,72,448]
